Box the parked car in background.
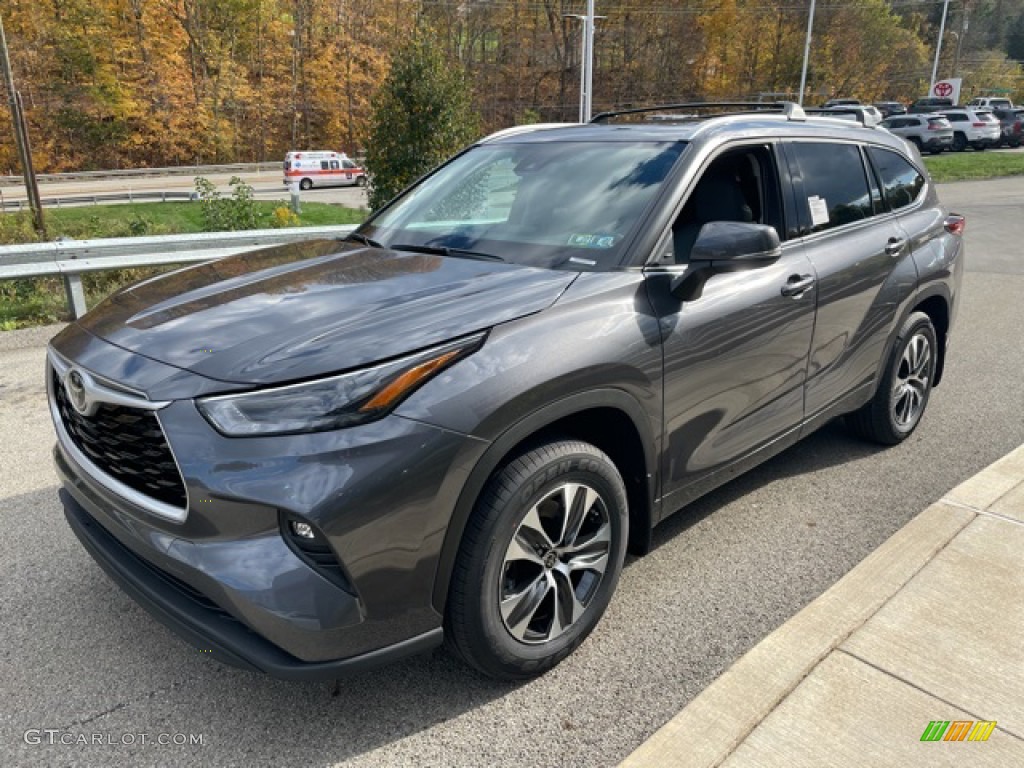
[48,102,965,682]
[821,98,861,108]
[806,105,884,127]
[880,114,954,155]
[909,97,955,114]
[942,108,1001,151]
[993,108,1024,148]
[967,97,1014,111]
[875,101,908,118]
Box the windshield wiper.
[390,243,506,262]
[344,232,384,248]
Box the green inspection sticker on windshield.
[568,233,618,249]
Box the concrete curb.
[619,444,1024,768]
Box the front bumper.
[48,326,489,678]
[62,489,442,680]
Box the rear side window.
[946,113,967,122]
[789,142,873,233]
[867,147,925,212]
[927,117,950,128]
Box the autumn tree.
[364,27,480,210]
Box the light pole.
[930,0,951,95]
[798,0,817,106]
[564,3,604,123]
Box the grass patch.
[923,151,1024,182]
[0,200,368,329]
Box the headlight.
[197,334,484,436]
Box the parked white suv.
[941,108,1001,151]
[966,97,1013,111]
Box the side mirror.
[689,221,782,263]
[671,222,782,301]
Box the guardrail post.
[63,274,87,319]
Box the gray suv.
[49,102,965,682]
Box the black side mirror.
[672,222,782,300]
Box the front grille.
[53,371,188,509]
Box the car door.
[781,140,915,427]
[643,143,817,514]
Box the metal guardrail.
[0,162,280,187]
[1,191,195,211]
[0,224,356,319]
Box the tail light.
[928,124,943,130]
[944,214,966,236]
[972,122,986,127]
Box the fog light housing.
[290,520,316,539]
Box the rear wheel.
[973,142,987,151]
[952,133,967,152]
[446,439,628,680]
[846,312,937,445]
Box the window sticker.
[808,195,830,228]
[568,233,618,249]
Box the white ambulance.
[283,151,367,190]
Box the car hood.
[78,240,576,385]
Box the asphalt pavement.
[1,178,1022,767]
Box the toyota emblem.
[66,369,94,416]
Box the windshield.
[360,141,686,270]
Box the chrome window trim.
[47,349,189,524]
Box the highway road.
[0,171,368,209]
[1,178,1022,768]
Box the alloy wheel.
[891,332,932,429]
[499,482,612,645]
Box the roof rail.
[590,101,806,123]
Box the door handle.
[885,237,907,256]
[781,274,815,297]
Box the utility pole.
[930,0,951,95]
[798,0,817,106]
[0,12,45,237]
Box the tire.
[952,133,967,152]
[299,178,313,191]
[446,439,628,680]
[929,147,943,155]
[846,312,937,445]
[355,175,367,188]
[973,142,987,151]
[909,136,923,151]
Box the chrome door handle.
[885,238,907,256]
[781,274,815,297]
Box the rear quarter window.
[867,147,925,212]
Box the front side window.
[867,147,925,211]
[789,142,873,233]
[362,141,686,271]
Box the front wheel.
[952,133,967,152]
[299,178,313,191]
[355,175,367,187]
[446,439,628,680]
[846,312,937,445]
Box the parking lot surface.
[1,178,1022,768]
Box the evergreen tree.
[365,28,481,211]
